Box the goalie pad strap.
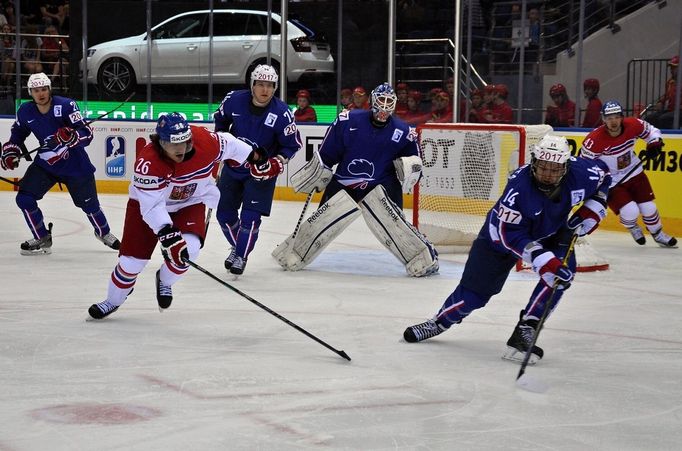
[291,150,333,193]
[360,185,438,277]
[272,190,361,270]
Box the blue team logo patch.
[391,129,404,142]
[105,136,126,177]
[265,112,278,128]
[571,189,586,206]
[53,105,62,117]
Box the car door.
[139,12,205,82]
[199,11,265,83]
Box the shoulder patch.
[337,110,350,121]
[265,112,278,128]
[391,129,404,142]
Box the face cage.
[372,94,396,122]
[530,156,569,194]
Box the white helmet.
[530,134,571,196]
[27,72,52,95]
[250,64,278,92]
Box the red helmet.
[396,82,409,92]
[407,90,422,102]
[353,86,367,96]
[669,56,679,67]
[484,84,496,94]
[583,78,600,91]
[434,91,450,102]
[494,83,508,99]
[550,83,567,97]
[296,89,311,100]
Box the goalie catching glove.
[393,155,422,192]
[157,225,189,268]
[1,142,20,170]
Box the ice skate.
[87,300,119,320]
[95,231,121,250]
[628,225,646,245]
[20,233,53,255]
[156,270,173,310]
[652,228,678,248]
[230,256,247,276]
[224,248,238,270]
[502,311,544,365]
[403,318,447,343]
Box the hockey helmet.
[530,134,571,196]
[583,78,600,92]
[370,82,397,122]
[669,56,679,67]
[27,72,51,94]
[495,83,509,99]
[483,84,496,94]
[601,100,623,117]
[549,83,567,98]
[353,86,367,97]
[156,113,192,144]
[250,64,278,91]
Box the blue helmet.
[601,100,623,117]
[370,82,397,122]
[156,113,191,143]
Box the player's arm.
[394,126,422,192]
[638,119,664,159]
[317,113,348,168]
[131,156,173,233]
[274,107,302,162]
[213,92,234,133]
[48,101,93,150]
[567,160,611,236]
[2,114,33,169]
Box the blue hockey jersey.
[318,109,419,194]
[484,157,611,258]
[213,90,301,176]
[9,95,95,177]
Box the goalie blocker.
[273,186,439,277]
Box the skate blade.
[502,347,540,365]
[20,248,52,256]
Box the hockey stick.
[19,92,136,161]
[184,258,351,361]
[516,233,578,392]
[0,175,20,187]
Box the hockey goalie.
[272,83,439,277]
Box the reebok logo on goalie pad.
[307,203,329,224]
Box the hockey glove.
[157,225,189,268]
[250,156,284,181]
[645,139,664,159]
[537,254,573,289]
[246,144,269,166]
[567,198,607,236]
[1,142,20,170]
[56,127,79,148]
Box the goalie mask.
[370,82,397,123]
[530,134,571,197]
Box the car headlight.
[87,49,97,57]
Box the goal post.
[413,122,609,272]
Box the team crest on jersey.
[170,183,197,201]
[391,129,404,142]
[53,105,62,117]
[265,112,278,128]
[105,136,126,177]
[570,189,586,206]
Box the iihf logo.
[105,136,126,177]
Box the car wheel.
[245,60,281,88]
[97,58,135,97]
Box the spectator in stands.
[399,89,429,125]
[40,1,68,31]
[40,25,69,83]
[340,88,353,110]
[481,83,513,124]
[445,77,455,99]
[482,84,496,110]
[0,23,15,84]
[646,56,680,129]
[427,90,453,123]
[395,82,410,117]
[293,89,317,123]
[19,27,43,74]
[582,78,602,128]
[349,86,369,110]
[545,83,575,127]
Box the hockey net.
[413,123,608,272]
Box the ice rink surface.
[1,191,681,451]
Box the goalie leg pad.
[359,185,439,277]
[290,151,333,194]
[273,190,361,270]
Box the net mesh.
[415,124,552,248]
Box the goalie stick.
[184,258,351,361]
[516,233,578,393]
[19,92,136,161]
